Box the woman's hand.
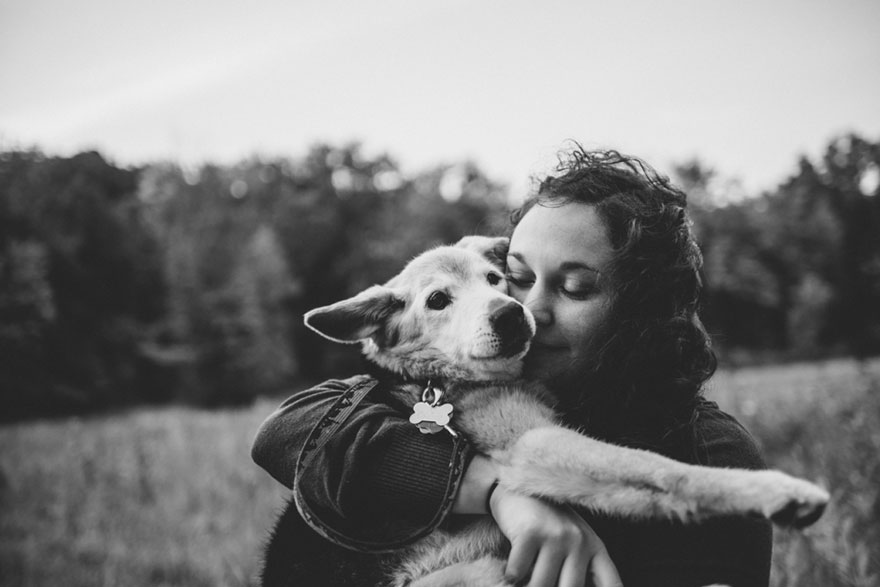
[490,485,622,587]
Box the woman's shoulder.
[687,396,766,470]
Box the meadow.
[1,358,878,587]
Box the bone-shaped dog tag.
[410,382,457,436]
[409,401,454,435]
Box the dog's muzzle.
[490,302,532,357]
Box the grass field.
[2,358,879,587]
[709,358,880,587]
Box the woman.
[253,147,772,587]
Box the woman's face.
[506,202,614,382]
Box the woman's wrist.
[452,453,498,514]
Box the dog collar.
[409,380,458,437]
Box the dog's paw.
[758,472,829,528]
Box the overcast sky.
[1,0,878,198]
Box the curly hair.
[510,146,716,438]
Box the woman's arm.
[252,375,471,548]
[253,376,622,586]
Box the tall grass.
[0,403,288,586]
[710,358,880,587]
[1,358,878,586]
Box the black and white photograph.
[1,1,879,586]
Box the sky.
[1,0,878,199]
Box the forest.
[1,134,879,421]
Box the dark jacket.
[252,375,772,587]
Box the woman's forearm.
[252,376,471,548]
[251,380,348,488]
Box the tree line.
[1,135,878,420]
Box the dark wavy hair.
[510,146,716,440]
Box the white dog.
[297,236,829,586]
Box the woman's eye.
[426,291,452,310]
[561,282,596,299]
[486,272,503,286]
[505,273,533,288]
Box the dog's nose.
[490,302,528,339]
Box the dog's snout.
[490,302,528,339]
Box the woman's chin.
[522,350,570,382]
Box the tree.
[0,150,166,418]
[796,134,880,356]
[678,134,880,360]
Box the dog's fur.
[264,236,829,587]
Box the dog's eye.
[486,272,503,286]
[426,291,451,310]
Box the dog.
[263,236,829,586]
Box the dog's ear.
[454,236,509,269]
[304,286,404,344]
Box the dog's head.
[304,236,535,382]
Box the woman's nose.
[524,286,552,327]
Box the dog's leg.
[391,520,508,587]
[408,558,508,587]
[497,426,829,528]
[454,386,827,527]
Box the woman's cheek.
[566,298,612,349]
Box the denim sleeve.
[252,375,472,551]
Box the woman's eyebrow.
[508,252,600,274]
[559,261,600,274]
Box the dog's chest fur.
[377,378,559,454]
